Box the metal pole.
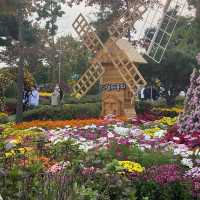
[58,54,61,84]
[147,0,172,54]
[151,86,153,101]
[58,39,62,84]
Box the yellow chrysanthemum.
[118,161,144,173]
[18,147,33,154]
[39,92,52,97]
[157,117,177,126]
[143,127,161,137]
[75,93,81,99]
[5,150,15,158]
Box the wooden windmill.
[71,0,187,118]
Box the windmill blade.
[72,62,105,98]
[144,0,187,63]
[73,13,105,55]
[108,0,148,38]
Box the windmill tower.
[71,0,187,118]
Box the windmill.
[71,0,187,118]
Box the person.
[179,91,186,97]
[23,89,30,111]
[59,85,64,104]
[29,86,39,108]
[140,87,145,101]
[51,84,60,106]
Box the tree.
[36,0,66,84]
[0,0,38,123]
[139,14,199,105]
[0,67,35,111]
[54,35,90,87]
[140,49,195,104]
[187,0,200,21]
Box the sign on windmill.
[71,0,187,118]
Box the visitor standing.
[23,89,30,111]
[140,87,145,101]
[29,86,39,108]
[59,85,64,104]
[51,84,60,106]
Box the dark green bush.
[136,101,153,114]
[63,94,100,104]
[136,180,192,200]
[23,103,101,121]
[38,94,100,105]
[175,96,185,106]
[5,98,16,114]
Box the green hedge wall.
[23,103,101,121]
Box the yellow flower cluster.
[157,117,177,126]
[5,147,34,158]
[1,125,42,139]
[143,127,161,137]
[0,112,8,117]
[39,92,52,97]
[5,150,15,158]
[74,93,81,99]
[118,161,144,173]
[155,107,183,113]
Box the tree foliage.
[36,0,66,37]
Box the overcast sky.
[0,1,195,68]
[56,3,98,37]
[55,0,194,38]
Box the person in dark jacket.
[59,85,64,104]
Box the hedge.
[23,103,101,121]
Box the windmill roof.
[93,37,147,64]
[115,39,147,64]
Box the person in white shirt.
[140,87,145,101]
[51,84,60,106]
[179,91,186,97]
[29,86,39,107]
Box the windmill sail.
[72,62,105,97]
[108,0,148,38]
[133,0,187,63]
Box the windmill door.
[103,96,122,116]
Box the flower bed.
[0,115,200,199]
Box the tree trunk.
[16,6,24,123]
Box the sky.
[56,0,194,38]
[0,1,195,68]
[56,2,98,37]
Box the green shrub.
[5,98,16,114]
[175,96,185,106]
[136,101,153,114]
[136,180,192,200]
[64,94,100,104]
[97,143,177,168]
[23,103,101,121]
[0,112,9,124]
[38,94,100,105]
